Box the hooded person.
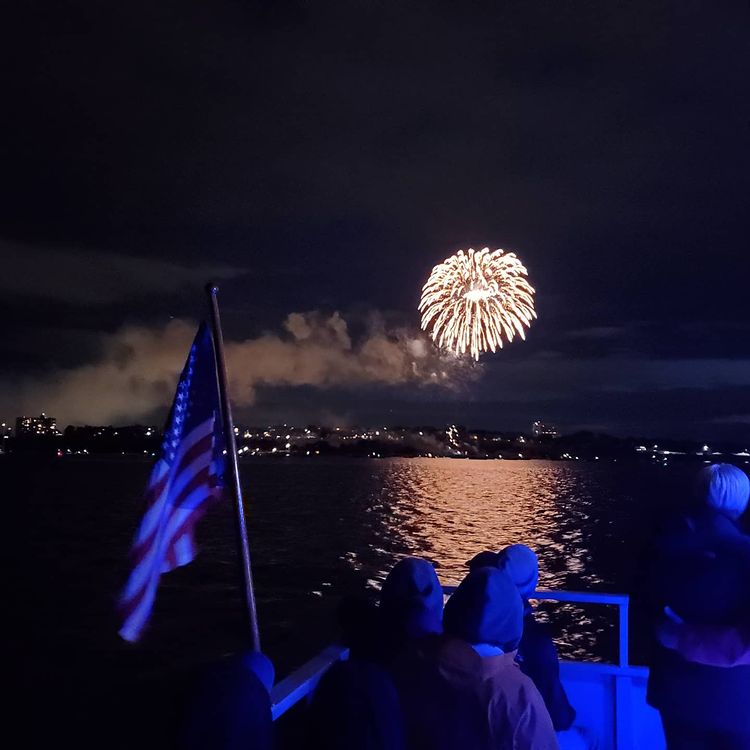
[497,546,593,750]
[304,570,413,750]
[646,463,750,748]
[305,558,446,750]
[180,650,274,750]
[306,658,407,750]
[443,566,559,750]
[496,545,538,600]
[379,557,444,655]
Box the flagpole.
[206,283,261,652]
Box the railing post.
[619,598,629,668]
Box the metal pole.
[205,282,261,651]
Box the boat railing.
[271,586,631,719]
[441,586,630,668]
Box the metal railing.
[270,587,631,719]
[440,586,630,668]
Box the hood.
[497,544,539,599]
[465,550,501,571]
[380,557,444,638]
[443,567,523,651]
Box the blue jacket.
[517,609,576,731]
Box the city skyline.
[5,410,746,451]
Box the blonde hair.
[696,464,750,520]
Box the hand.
[663,605,684,624]
[656,609,682,651]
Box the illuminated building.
[15,412,60,437]
[532,420,558,439]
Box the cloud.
[0,241,241,305]
[711,414,750,425]
[7,308,750,437]
[9,311,474,425]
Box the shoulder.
[483,653,540,701]
[393,634,482,687]
[486,670,558,747]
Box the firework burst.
[418,247,536,360]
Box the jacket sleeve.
[672,624,750,667]
[520,629,575,731]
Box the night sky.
[2,1,749,439]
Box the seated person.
[442,566,559,749]
[180,650,274,750]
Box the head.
[497,544,539,600]
[695,464,750,521]
[380,557,443,638]
[443,567,523,652]
[465,550,501,571]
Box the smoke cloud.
[15,311,475,426]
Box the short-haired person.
[647,463,750,749]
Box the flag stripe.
[129,432,214,562]
[121,460,215,608]
[129,434,214,564]
[119,489,218,626]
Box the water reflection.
[351,459,599,590]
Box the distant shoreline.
[4,422,748,464]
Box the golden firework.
[419,247,536,360]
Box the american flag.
[118,323,225,642]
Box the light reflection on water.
[360,459,596,589]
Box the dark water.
[8,455,705,746]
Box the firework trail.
[419,247,536,360]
